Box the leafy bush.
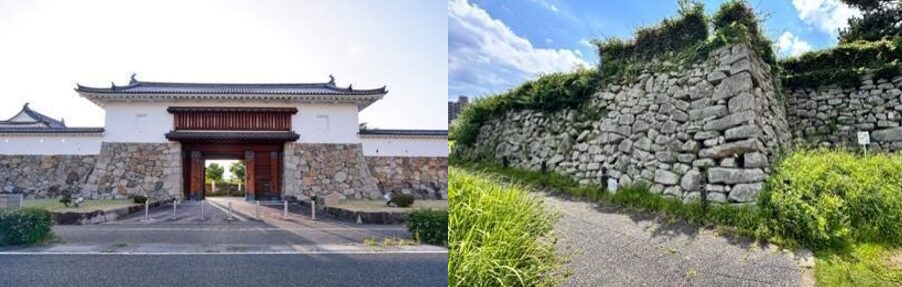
[759,150,902,249]
[0,208,54,246]
[406,209,448,246]
[389,194,415,208]
[449,167,560,286]
[132,195,148,204]
[59,195,72,207]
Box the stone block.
[728,183,763,202]
[707,168,765,184]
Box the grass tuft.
[448,167,561,287]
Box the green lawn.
[816,244,902,287]
[332,200,447,212]
[22,199,138,213]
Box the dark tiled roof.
[0,104,102,134]
[165,131,300,142]
[358,129,448,136]
[0,103,66,128]
[76,75,387,96]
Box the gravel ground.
[544,194,803,287]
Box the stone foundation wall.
[0,155,96,199]
[786,76,902,151]
[365,156,448,199]
[282,143,382,200]
[456,43,789,204]
[83,142,182,200]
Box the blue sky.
[449,0,861,100]
[0,0,446,129]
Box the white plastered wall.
[361,137,448,157]
[101,102,362,144]
[0,135,102,155]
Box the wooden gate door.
[253,151,281,201]
[189,151,204,200]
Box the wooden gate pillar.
[189,151,204,200]
[245,151,256,201]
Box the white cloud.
[791,0,861,35]
[777,31,813,57]
[448,0,588,98]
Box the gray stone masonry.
[457,42,791,204]
[366,156,448,199]
[282,143,382,200]
[786,75,902,152]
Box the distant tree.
[206,163,225,184]
[839,0,901,43]
[229,161,246,184]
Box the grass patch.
[816,243,902,286]
[23,199,138,212]
[448,167,561,287]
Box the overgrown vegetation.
[780,0,902,89]
[760,149,902,249]
[815,243,902,286]
[781,38,902,88]
[452,0,778,146]
[0,208,54,246]
[450,68,599,145]
[406,209,448,246]
[448,167,561,287]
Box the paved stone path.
[543,194,804,287]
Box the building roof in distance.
[0,103,104,135]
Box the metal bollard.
[311,200,316,220]
[199,199,205,220]
[255,200,260,220]
[144,200,149,221]
[282,200,288,220]
[228,202,234,220]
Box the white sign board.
[857,131,870,145]
[606,178,619,194]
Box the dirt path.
[542,194,804,286]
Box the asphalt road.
[0,253,448,287]
[545,194,803,286]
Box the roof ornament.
[348,84,353,91]
[129,73,138,85]
[328,74,335,85]
[111,82,118,90]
